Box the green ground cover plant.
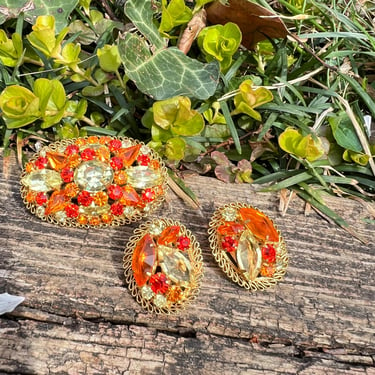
[0,0,374,235]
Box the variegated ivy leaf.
[0,0,78,33]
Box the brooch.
[20,136,167,227]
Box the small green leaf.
[232,79,273,121]
[159,0,192,34]
[0,85,40,128]
[153,96,204,136]
[97,44,121,73]
[278,127,325,162]
[0,30,21,67]
[151,125,173,142]
[165,137,186,160]
[54,42,81,69]
[56,122,80,139]
[82,85,105,97]
[198,22,241,72]
[329,112,363,153]
[343,150,370,166]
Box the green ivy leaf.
[124,0,167,50]
[159,0,192,34]
[120,0,220,100]
[329,112,363,153]
[119,34,219,100]
[0,0,79,33]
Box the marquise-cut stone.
[127,166,163,189]
[236,230,262,281]
[132,234,156,287]
[22,169,63,192]
[158,245,192,285]
[74,160,114,192]
[239,207,279,242]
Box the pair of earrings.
[20,136,288,315]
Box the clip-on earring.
[20,136,168,227]
[123,218,203,314]
[208,202,288,291]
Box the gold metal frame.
[208,202,288,291]
[123,218,204,314]
[20,136,168,228]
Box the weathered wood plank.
[1,154,374,374]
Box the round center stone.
[74,160,114,192]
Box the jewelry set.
[20,136,289,315]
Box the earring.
[208,202,288,291]
[123,218,203,314]
[20,136,167,227]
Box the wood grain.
[1,154,374,374]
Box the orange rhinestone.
[66,154,80,168]
[99,136,112,145]
[89,216,101,226]
[26,191,36,203]
[96,146,110,162]
[114,170,127,185]
[93,191,108,206]
[101,213,113,224]
[77,214,88,225]
[149,160,160,170]
[166,285,183,303]
[75,138,87,147]
[154,185,163,196]
[87,136,99,144]
[25,162,34,173]
[260,265,275,277]
[64,183,80,198]
[44,191,68,216]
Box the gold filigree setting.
[20,136,168,227]
[123,218,203,314]
[208,203,288,290]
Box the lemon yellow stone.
[74,160,113,192]
[22,169,63,192]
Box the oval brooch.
[208,203,288,291]
[20,136,168,227]
[123,218,203,314]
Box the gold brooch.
[20,136,168,227]
[123,218,203,314]
[208,203,288,290]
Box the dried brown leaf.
[206,0,288,49]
